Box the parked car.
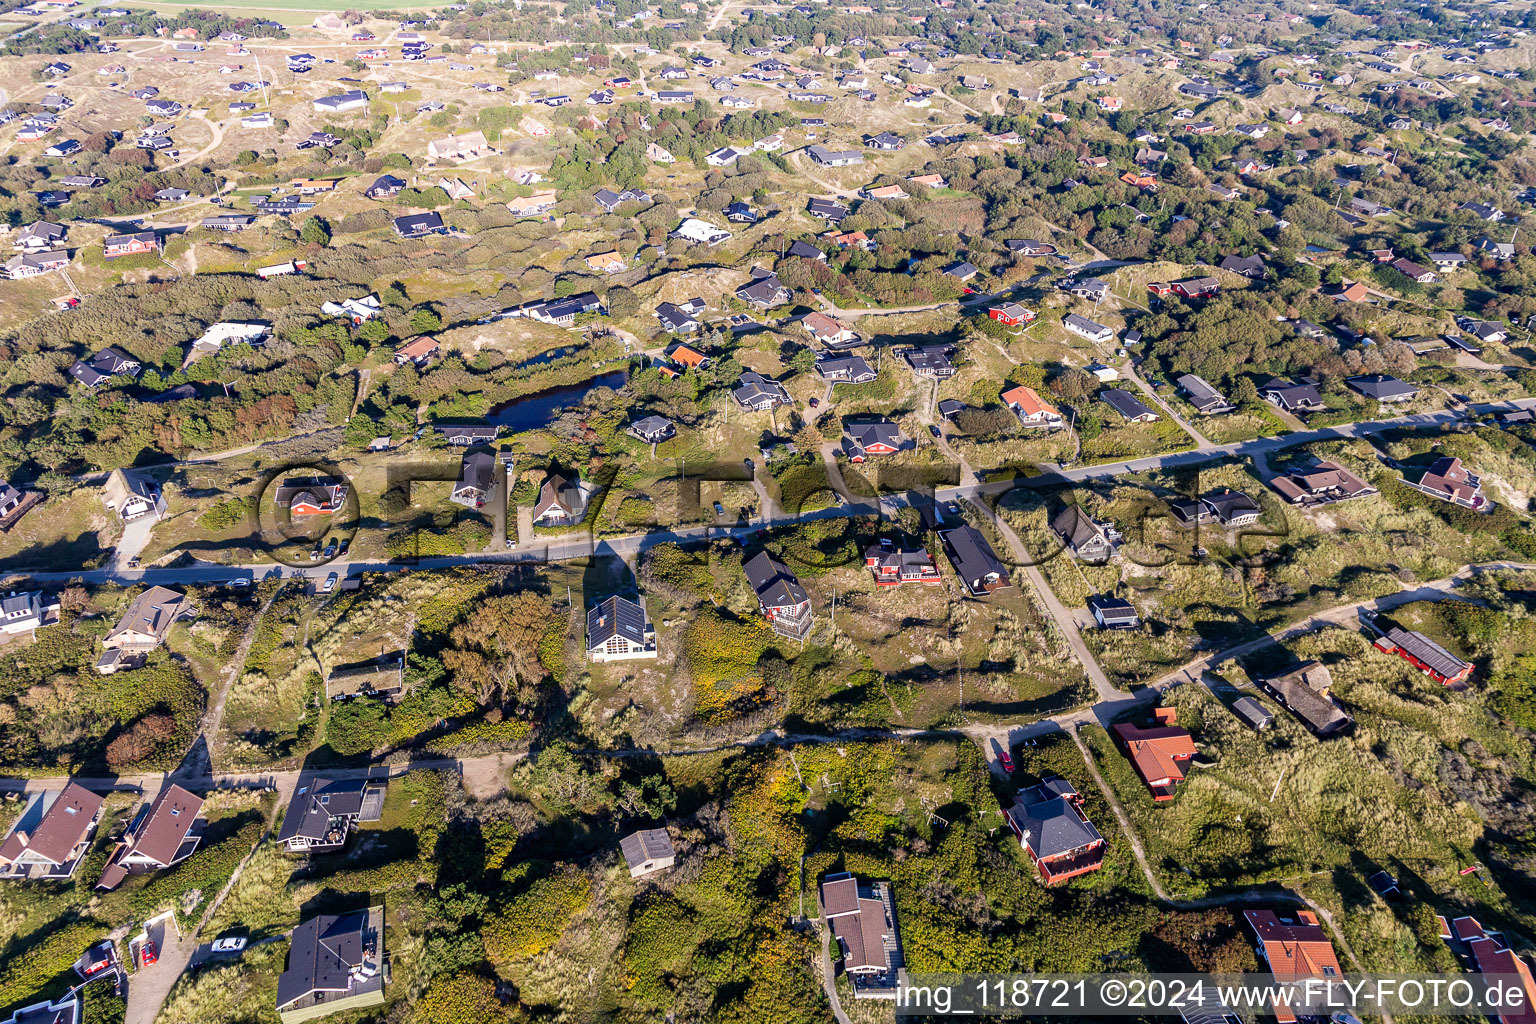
[211,937,247,953]
[994,740,1014,774]
[140,941,157,967]
[928,424,941,437]
[322,572,338,593]
[713,501,725,515]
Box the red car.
[141,942,157,967]
[998,748,1014,773]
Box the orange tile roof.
[1469,939,1536,1024]
[1113,722,1197,789]
[1000,384,1059,418]
[671,344,707,368]
[1245,909,1342,980]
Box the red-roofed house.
[1468,938,1536,1024]
[1001,385,1063,427]
[1112,708,1197,801]
[1244,909,1343,1024]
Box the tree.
[440,591,553,704]
[409,306,443,334]
[299,216,331,246]
[1232,376,1259,406]
[414,973,506,1024]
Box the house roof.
[1113,721,1196,786]
[98,783,202,888]
[1009,783,1102,858]
[1244,909,1342,977]
[107,586,189,645]
[847,420,901,449]
[1001,384,1058,418]
[1263,661,1350,733]
[587,595,649,649]
[1100,388,1156,420]
[1347,374,1417,400]
[802,311,847,337]
[743,550,808,609]
[534,473,583,520]
[0,782,103,866]
[619,827,673,868]
[394,337,440,360]
[1051,504,1105,550]
[276,778,373,843]
[276,909,382,1010]
[1419,456,1479,502]
[1382,626,1469,680]
[630,414,674,436]
[939,524,1006,587]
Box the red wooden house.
[863,539,942,585]
[988,302,1036,327]
[1004,780,1106,884]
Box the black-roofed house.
[814,353,877,384]
[1099,388,1158,422]
[364,174,405,198]
[69,347,141,388]
[786,239,826,261]
[732,371,792,411]
[449,451,496,508]
[938,523,1011,596]
[735,274,791,308]
[1219,253,1267,279]
[392,211,445,238]
[842,420,903,461]
[433,423,499,446]
[620,827,675,877]
[628,415,676,444]
[276,778,385,853]
[586,595,656,662]
[1346,375,1419,403]
[1003,780,1106,884]
[744,550,813,639]
[1259,377,1325,414]
[1258,661,1352,737]
[276,906,385,1023]
[1176,374,1233,414]
[1051,505,1113,562]
[1168,489,1260,527]
[903,346,955,379]
[1373,626,1472,685]
[1089,595,1139,629]
[654,300,703,334]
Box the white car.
[321,572,338,594]
[211,937,246,953]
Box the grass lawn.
[1078,609,1536,969]
[0,489,120,573]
